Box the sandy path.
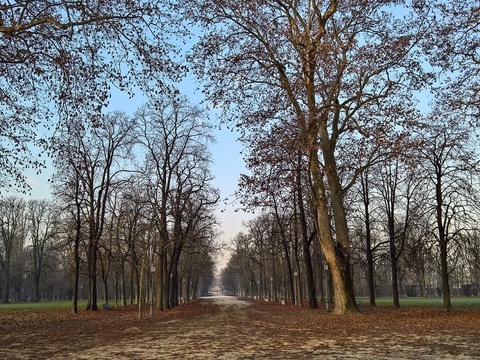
[61,295,478,359]
[2,294,479,359]
[64,295,259,359]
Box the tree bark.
[275,213,295,305]
[86,237,99,311]
[3,267,10,304]
[169,242,183,308]
[296,154,318,308]
[361,173,376,307]
[389,227,400,308]
[72,235,80,313]
[440,241,452,311]
[436,174,452,312]
[309,134,359,315]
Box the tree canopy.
[1,1,185,190]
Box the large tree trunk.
[312,239,325,302]
[309,146,359,314]
[186,275,192,301]
[156,208,169,311]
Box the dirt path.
[1,294,479,359]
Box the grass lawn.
[356,296,480,308]
[2,297,479,312]
[0,300,88,311]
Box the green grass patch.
[0,300,88,312]
[356,297,480,308]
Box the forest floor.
[0,294,479,359]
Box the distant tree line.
[220,116,480,309]
[0,96,220,315]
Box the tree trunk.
[440,240,452,312]
[387,196,400,308]
[90,251,99,311]
[114,261,119,307]
[3,267,10,303]
[102,274,109,305]
[121,261,127,306]
[72,249,79,313]
[129,261,135,305]
[138,261,145,319]
[436,170,452,312]
[156,251,166,311]
[302,236,317,308]
[312,239,325,302]
[390,236,400,308]
[86,236,99,311]
[169,243,183,308]
[135,264,141,304]
[294,257,303,307]
[273,198,295,305]
[361,172,376,306]
[186,276,191,301]
[33,249,43,303]
[33,272,41,303]
[366,232,376,306]
[296,154,318,308]
[280,233,295,305]
[309,145,359,314]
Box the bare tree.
[134,95,214,310]
[52,111,136,310]
[185,0,428,313]
[376,158,424,308]
[416,106,479,312]
[53,153,86,313]
[26,199,57,302]
[168,164,220,308]
[357,169,377,306]
[238,117,318,307]
[0,197,26,302]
